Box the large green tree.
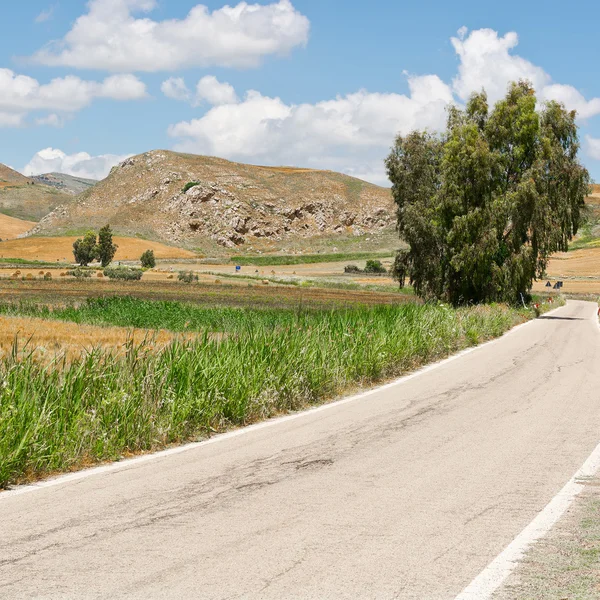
[386,81,590,305]
[72,231,98,266]
[97,224,118,267]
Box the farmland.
[0,293,537,488]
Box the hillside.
[31,151,396,254]
[31,173,98,195]
[0,163,74,222]
[0,164,31,185]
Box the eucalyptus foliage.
[386,81,590,304]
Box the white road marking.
[454,439,600,600]
[0,304,564,500]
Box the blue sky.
[1,0,600,184]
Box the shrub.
[140,249,156,269]
[364,259,387,274]
[103,266,143,281]
[182,181,201,193]
[178,270,199,284]
[44,272,52,280]
[344,265,362,274]
[67,268,92,279]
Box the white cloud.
[540,85,600,120]
[32,0,310,72]
[35,6,55,23]
[161,77,191,102]
[168,74,453,185]
[0,68,147,128]
[35,114,64,127]
[162,75,239,106]
[0,112,24,127]
[451,28,600,119]
[586,136,600,161]
[22,148,131,180]
[166,26,600,185]
[451,29,550,104]
[196,76,239,106]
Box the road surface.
[1,300,600,599]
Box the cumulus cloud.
[586,136,600,161]
[162,75,239,106]
[32,0,310,72]
[22,148,131,180]
[161,77,191,102]
[0,69,147,127]
[168,74,453,185]
[196,76,239,106]
[166,27,600,185]
[451,28,600,118]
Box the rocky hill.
[31,151,396,253]
[31,173,98,195]
[0,163,73,222]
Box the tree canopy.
[386,81,590,305]
[97,225,118,268]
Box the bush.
[44,272,52,280]
[364,260,387,274]
[178,270,199,284]
[182,181,201,193]
[67,268,92,279]
[140,249,156,269]
[344,264,362,274]
[103,266,143,281]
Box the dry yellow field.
[0,236,195,262]
[0,213,36,240]
[0,314,192,361]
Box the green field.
[230,251,394,266]
[0,297,535,488]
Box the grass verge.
[230,251,394,266]
[0,298,542,488]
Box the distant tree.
[386,81,590,305]
[72,231,98,266]
[97,225,118,267]
[364,259,387,274]
[140,249,156,269]
[178,270,199,284]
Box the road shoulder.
[493,475,600,599]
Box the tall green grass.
[0,301,527,488]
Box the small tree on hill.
[73,231,98,266]
[386,81,590,305]
[140,249,156,269]
[97,224,118,267]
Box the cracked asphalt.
[1,300,600,599]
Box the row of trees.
[386,81,590,305]
[73,226,156,269]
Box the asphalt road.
[2,300,600,600]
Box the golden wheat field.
[0,213,36,240]
[0,314,192,361]
[0,236,195,261]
